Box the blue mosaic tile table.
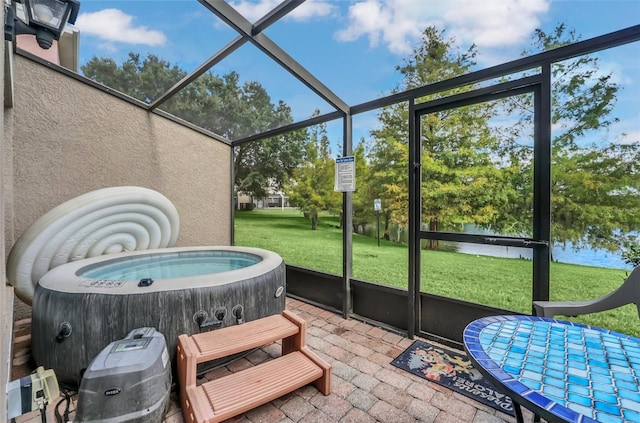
[463,315,640,423]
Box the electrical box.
[7,367,59,419]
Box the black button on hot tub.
[138,278,154,287]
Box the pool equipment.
[74,327,171,423]
[7,367,59,420]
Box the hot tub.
[31,246,286,386]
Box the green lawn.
[234,209,638,337]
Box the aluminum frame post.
[408,99,419,339]
[532,66,552,310]
[342,113,353,318]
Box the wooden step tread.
[200,351,322,420]
[190,314,299,362]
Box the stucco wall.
[6,55,232,258]
[1,53,232,415]
[1,21,11,420]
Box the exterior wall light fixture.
[4,0,80,50]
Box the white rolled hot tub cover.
[6,186,180,305]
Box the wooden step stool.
[177,310,332,423]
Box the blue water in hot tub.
[78,251,261,280]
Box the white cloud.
[289,0,336,21]
[335,0,550,55]
[597,59,634,86]
[614,117,640,145]
[444,0,549,48]
[335,0,426,55]
[95,42,118,54]
[228,0,282,22]
[75,9,167,46]
[228,0,336,23]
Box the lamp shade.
[24,0,79,36]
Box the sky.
[70,0,640,143]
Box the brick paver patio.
[12,298,539,423]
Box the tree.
[287,118,338,230]
[366,124,409,241]
[367,24,639,255]
[622,244,640,268]
[82,53,186,103]
[81,53,307,199]
[504,24,640,251]
[351,140,375,234]
[369,27,518,248]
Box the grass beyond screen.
[234,209,636,337]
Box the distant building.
[236,190,290,210]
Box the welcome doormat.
[391,340,514,416]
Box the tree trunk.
[425,218,439,249]
[396,226,404,243]
[311,212,318,230]
[383,214,390,240]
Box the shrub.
[622,244,640,267]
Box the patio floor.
[12,297,540,423]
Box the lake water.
[456,241,631,270]
[456,224,633,270]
